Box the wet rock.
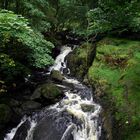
[33,111,74,140]
[0,104,12,124]
[50,70,64,82]
[62,80,74,89]
[81,104,95,112]
[63,68,69,75]
[21,101,41,111]
[31,83,63,101]
[12,120,30,140]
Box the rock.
[63,68,69,75]
[21,101,41,111]
[13,120,30,140]
[9,99,20,107]
[62,80,74,89]
[11,107,23,123]
[33,111,74,140]
[0,104,12,124]
[31,83,62,101]
[66,43,96,80]
[30,87,41,100]
[50,70,64,82]
[41,83,62,100]
[81,104,95,112]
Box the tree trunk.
[4,0,8,9]
[15,0,19,13]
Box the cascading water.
[4,45,102,140]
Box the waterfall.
[4,45,102,140]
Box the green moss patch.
[88,37,140,139]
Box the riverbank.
[88,37,140,140]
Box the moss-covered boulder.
[81,104,95,112]
[66,43,96,80]
[50,70,64,82]
[31,83,62,101]
[0,104,12,124]
[21,101,41,111]
[88,37,140,139]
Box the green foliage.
[0,53,30,81]
[0,10,54,68]
[1,0,140,35]
[87,8,112,34]
[21,0,51,32]
[87,0,140,34]
[88,37,140,139]
[0,0,89,32]
[0,10,54,85]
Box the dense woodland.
[0,0,140,140]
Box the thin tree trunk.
[4,0,8,9]
[15,0,19,13]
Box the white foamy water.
[49,46,72,72]
[25,119,37,140]
[49,45,102,140]
[60,89,101,140]
[4,116,27,140]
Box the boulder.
[50,70,64,82]
[31,83,62,101]
[21,101,41,111]
[30,87,41,100]
[66,43,96,80]
[9,99,20,107]
[81,104,95,112]
[12,120,31,140]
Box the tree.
[0,10,54,82]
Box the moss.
[88,37,140,139]
[31,83,62,100]
[50,70,64,82]
[67,43,96,79]
[41,83,62,99]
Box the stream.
[4,46,102,140]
